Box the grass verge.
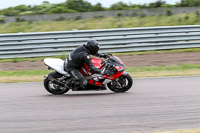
[126,64,200,77]
[113,48,200,56]
[0,55,67,63]
[0,13,200,33]
[1,64,200,83]
[1,48,200,63]
[0,70,51,83]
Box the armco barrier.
[0,25,200,59]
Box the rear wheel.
[107,74,133,93]
[44,72,69,95]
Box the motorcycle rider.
[65,40,108,89]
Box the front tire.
[44,72,69,95]
[107,73,133,93]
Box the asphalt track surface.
[0,76,200,133]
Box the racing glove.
[100,53,109,58]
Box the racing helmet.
[85,40,100,55]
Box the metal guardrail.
[0,25,200,59]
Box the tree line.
[1,0,200,16]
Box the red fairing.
[91,58,103,69]
[80,58,103,76]
[114,66,124,71]
[103,66,124,80]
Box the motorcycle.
[43,54,133,95]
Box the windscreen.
[111,56,123,64]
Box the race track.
[0,76,200,133]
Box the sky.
[0,0,181,9]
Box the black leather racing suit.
[66,45,101,87]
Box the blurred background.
[0,0,199,33]
[1,0,200,83]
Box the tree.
[138,4,148,9]
[65,0,93,12]
[130,4,140,9]
[0,8,20,16]
[176,0,200,7]
[177,0,189,6]
[192,0,200,6]
[19,11,34,15]
[50,6,77,13]
[51,6,66,13]
[110,1,129,10]
[43,1,50,5]
[149,0,166,8]
[93,3,104,11]
[15,5,31,12]
[34,4,51,14]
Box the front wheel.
[107,73,133,93]
[44,72,69,95]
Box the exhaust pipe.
[48,76,66,87]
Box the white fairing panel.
[44,58,68,75]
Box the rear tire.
[44,72,69,95]
[107,73,133,93]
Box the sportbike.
[43,54,133,94]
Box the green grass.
[0,55,67,63]
[0,70,52,83]
[0,70,51,76]
[1,48,200,63]
[126,64,200,77]
[0,13,200,33]
[126,64,200,72]
[113,48,200,56]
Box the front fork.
[107,72,128,88]
[114,78,122,88]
